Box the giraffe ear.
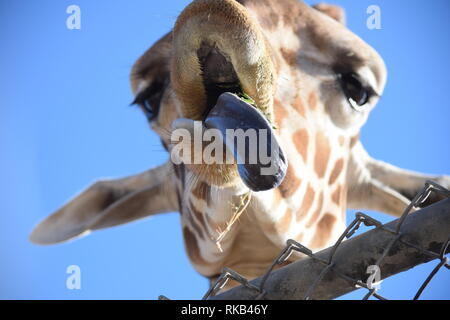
[313,3,346,25]
[29,164,177,245]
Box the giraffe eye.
[142,99,157,120]
[338,72,371,110]
[131,76,168,121]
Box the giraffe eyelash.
[131,77,169,120]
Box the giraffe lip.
[204,92,287,192]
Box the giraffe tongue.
[204,92,287,192]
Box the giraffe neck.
[252,90,350,241]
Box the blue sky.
[0,0,449,300]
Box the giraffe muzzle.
[204,92,287,192]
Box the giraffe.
[30,0,450,289]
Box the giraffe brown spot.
[293,129,309,162]
[280,48,297,66]
[276,209,292,234]
[350,134,360,149]
[329,158,344,185]
[274,98,288,127]
[331,185,341,206]
[296,184,315,221]
[340,185,348,219]
[292,95,306,117]
[308,92,317,111]
[189,200,206,227]
[187,202,206,240]
[183,227,210,266]
[173,163,186,189]
[278,165,301,198]
[314,131,331,178]
[245,0,286,30]
[173,164,180,179]
[192,181,211,205]
[313,4,346,24]
[311,213,337,249]
[176,189,183,214]
[306,192,324,228]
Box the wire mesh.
[160,181,450,300]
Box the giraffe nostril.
[198,44,243,120]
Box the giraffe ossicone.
[30,0,450,291]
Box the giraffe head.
[30,0,450,290]
[131,0,386,194]
[30,0,390,278]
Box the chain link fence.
[160,181,450,300]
